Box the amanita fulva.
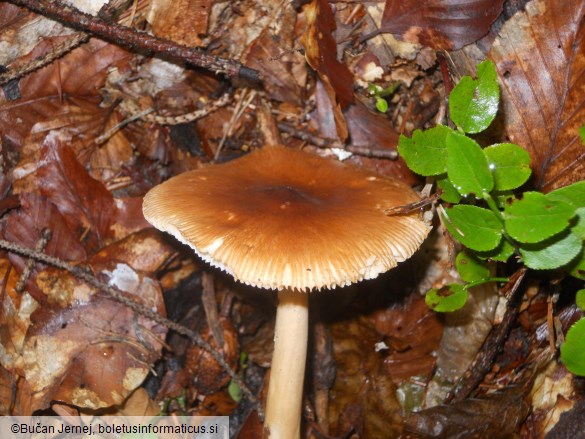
[142,146,430,439]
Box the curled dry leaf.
[380,0,505,50]
[302,0,353,141]
[489,0,585,192]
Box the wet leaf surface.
[489,0,585,192]
[381,0,505,50]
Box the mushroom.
[142,146,430,439]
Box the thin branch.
[0,32,89,86]
[0,237,261,413]
[277,123,398,159]
[5,0,260,84]
[446,267,528,403]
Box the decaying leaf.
[7,230,173,413]
[380,0,505,50]
[405,385,530,438]
[302,0,353,141]
[329,316,403,438]
[489,0,585,192]
[242,1,304,105]
[147,0,213,47]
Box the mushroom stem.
[264,289,309,439]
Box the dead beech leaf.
[371,294,442,384]
[12,133,149,251]
[244,2,303,105]
[185,318,240,395]
[18,230,172,412]
[329,316,403,438]
[23,289,164,412]
[0,38,130,152]
[380,0,505,50]
[302,0,353,141]
[404,385,530,438]
[2,192,88,300]
[147,0,212,47]
[489,0,585,192]
[3,193,87,264]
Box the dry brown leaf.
[404,385,530,438]
[329,316,403,438]
[243,2,303,105]
[380,0,505,50]
[12,134,149,252]
[371,294,442,384]
[14,230,172,412]
[147,0,212,47]
[489,0,585,192]
[185,317,240,395]
[302,0,353,141]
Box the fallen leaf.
[489,0,585,192]
[302,0,354,141]
[329,316,403,438]
[405,385,530,438]
[372,294,443,384]
[16,230,172,412]
[147,0,212,47]
[381,0,505,50]
[243,2,303,105]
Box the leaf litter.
[0,0,583,437]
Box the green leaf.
[580,125,585,145]
[483,143,532,191]
[442,205,502,251]
[375,97,388,113]
[449,60,499,134]
[546,181,585,207]
[446,131,494,196]
[437,174,462,203]
[504,192,576,243]
[492,191,516,209]
[571,208,585,240]
[518,230,582,270]
[561,318,585,376]
[475,238,516,262]
[228,380,243,402]
[398,125,453,176]
[456,251,490,282]
[576,289,585,310]
[425,284,468,312]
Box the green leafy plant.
[368,82,400,113]
[398,60,585,374]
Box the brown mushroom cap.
[143,147,430,291]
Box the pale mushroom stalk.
[264,289,308,439]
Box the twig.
[15,229,52,293]
[201,272,224,349]
[446,267,527,403]
[215,89,256,159]
[384,190,442,215]
[277,123,398,159]
[0,237,261,413]
[5,0,260,84]
[0,33,89,86]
